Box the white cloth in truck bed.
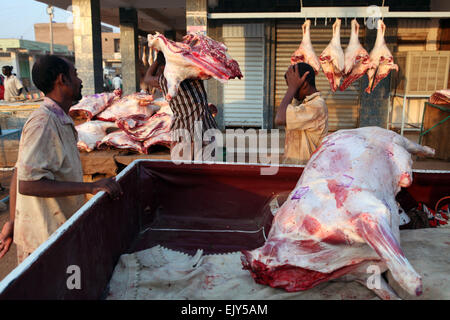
[106,227,449,300]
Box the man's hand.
[0,221,13,259]
[285,64,310,91]
[90,177,123,200]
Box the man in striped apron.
[144,52,218,162]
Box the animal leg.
[393,134,435,157]
[355,275,401,300]
[356,213,422,297]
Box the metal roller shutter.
[275,21,362,130]
[222,24,265,127]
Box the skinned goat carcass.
[339,19,372,91]
[116,113,171,141]
[242,126,435,300]
[69,92,119,119]
[97,130,145,154]
[147,33,242,101]
[365,20,399,93]
[143,131,172,150]
[429,89,450,105]
[319,19,345,92]
[76,120,118,152]
[291,20,321,74]
[117,112,173,152]
[96,93,159,122]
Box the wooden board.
[79,150,121,176]
[79,149,171,176]
[0,104,40,111]
[0,139,20,167]
[421,103,450,161]
[114,151,171,167]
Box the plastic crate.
[392,51,450,95]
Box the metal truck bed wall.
[0,160,448,300]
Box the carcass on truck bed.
[0,160,448,299]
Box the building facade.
[35,22,122,74]
[203,0,450,131]
[0,39,72,93]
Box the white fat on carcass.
[340,19,372,91]
[365,20,399,93]
[96,93,160,122]
[69,92,117,119]
[97,130,145,154]
[242,127,435,300]
[76,120,118,152]
[290,20,321,74]
[319,19,345,92]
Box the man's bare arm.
[19,177,122,199]
[275,87,297,127]
[143,60,162,88]
[275,66,310,127]
[9,168,16,226]
[0,168,17,258]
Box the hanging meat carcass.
[242,126,435,299]
[147,33,243,101]
[97,130,145,154]
[319,19,345,92]
[339,19,372,91]
[69,92,119,120]
[365,20,399,93]
[96,93,160,122]
[76,120,118,152]
[290,19,321,74]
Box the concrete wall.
[35,23,75,52]
[119,7,139,95]
[35,23,120,60]
[0,55,13,73]
[101,32,121,60]
[73,0,104,95]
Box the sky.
[0,0,119,41]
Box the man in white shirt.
[275,63,328,164]
[0,55,122,262]
[2,66,24,102]
[112,74,122,90]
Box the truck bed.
[0,160,448,299]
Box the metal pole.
[47,6,54,54]
[401,94,407,136]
